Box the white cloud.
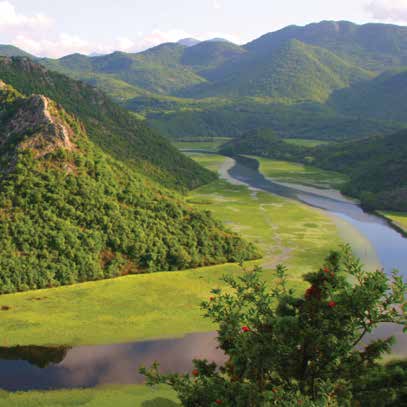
[12,28,243,58]
[13,34,128,58]
[0,1,53,30]
[366,0,407,22]
[0,2,241,58]
[213,0,222,9]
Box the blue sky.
[1,0,407,57]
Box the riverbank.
[378,211,407,237]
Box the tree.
[141,245,407,406]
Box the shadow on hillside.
[142,398,180,407]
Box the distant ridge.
[0,44,34,58]
[178,38,201,47]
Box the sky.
[1,0,407,58]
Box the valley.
[0,11,407,406]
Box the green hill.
[246,21,407,71]
[0,82,258,293]
[178,39,373,100]
[181,40,246,72]
[220,128,306,159]
[146,98,403,141]
[329,68,407,122]
[0,57,214,190]
[40,44,207,96]
[0,45,33,58]
[311,130,407,211]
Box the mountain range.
[1,21,407,141]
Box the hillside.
[220,128,306,159]
[40,44,207,96]
[0,82,258,293]
[246,21,407,71]
[329,68,407,122]
[0,45,33,58]
[146,98,402,140]
[178,39,373,100]
[312,130,407,211]
[0,57,214,190]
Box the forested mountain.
[177,39,372,100]
[0,57,214,190]
[38,34,374,101]
[246,21,407,71]
[40,44,207,96]
[329,68,407,122]
[0,81,258,293]
[146,98,403,140]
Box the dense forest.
[0,82,258,293]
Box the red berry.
[328,301,337,308]
[192,369,199,377]
[215,400,223,405]
[241,326,251,333]
[323,267,330,273]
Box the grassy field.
[255,157,348,189]
[283,138,333,147]
[172,138,230,152]
[0,385,178,407]
[379,211,407,233]
[188,154,344,284]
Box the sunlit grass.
[283,138,333,148]
[379,211,407,233]
[254,157,348,189]
[0,385,179,407]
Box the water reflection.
[0,332,224,391]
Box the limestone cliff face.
[0,93,79,159]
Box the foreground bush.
[141,246,407,406]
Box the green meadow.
[254,157,348,189]
[172,138,230,152]
[0,385,178,407]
